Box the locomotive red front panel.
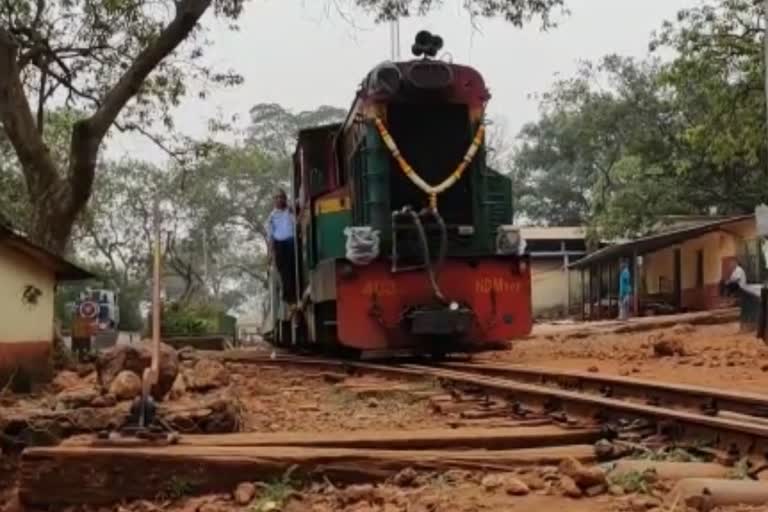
[335,259,532,350]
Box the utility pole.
[202,229,209,296]
[389,18,400,60]
[765,0,768,146]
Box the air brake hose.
[405,207,448,304]
[419,208,447,282]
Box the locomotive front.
[331,31,532,354]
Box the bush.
[161,303,218,336]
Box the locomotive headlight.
[496,226,526,256]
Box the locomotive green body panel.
[343,121,513,260]
[315,210,351,263]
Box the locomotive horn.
[412,30,443,58]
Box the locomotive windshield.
[386,102,473,226]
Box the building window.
[696,250,704,287]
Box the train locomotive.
[267,32,531,356]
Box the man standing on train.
[266,189,297,304]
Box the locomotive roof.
[296,123,342,137]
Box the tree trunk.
[765,0,768,155]
[0,0,213,255]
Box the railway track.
[214,350,768,459]
[20,349,768,505]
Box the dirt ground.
[5,316,768,512]
[226,363,448,433]
[481,319,768,394]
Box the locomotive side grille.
[386,102,473,225]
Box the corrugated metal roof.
[521,226,587,241]
[569,214,754,270]
[0,224,95,281]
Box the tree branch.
[66,0,213,218]
[114,121,188,164]
[88,0,212,142]
[0,27,59,197]
[36,62,46,134]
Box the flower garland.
[373,116,485,210]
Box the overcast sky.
[108,0,696,162]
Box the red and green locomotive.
[268,32,531,356]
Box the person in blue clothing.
[618,260,632,320]
[266,189,297,304]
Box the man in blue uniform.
[618,260,632,320]
[267,189,297,303]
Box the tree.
[513,56,673,230]
[515,0,768,238]
[247,103,347,158]
[651,0,768,215]
[0,0,565,254]
[0,0,248,253]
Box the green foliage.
[607,469,655,494]
[630,446,705,463]
[354,0,566,26]
[159,476,195,501]
[250,465,299,512]
[162,303,217,335]
[727,458,752,480]
[515,0,768,236]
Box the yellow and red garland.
[373,116,485,211]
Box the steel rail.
[204,350,768,456]
[438,361,768,418]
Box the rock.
[198,504,225,512]
[169,373,187,400]
[619,368,630,376]
[186,359,230,392]
[761,363,768,372]
[584,484,606,497]
[90,394,117,408]
[96,341,179,400]
[52,371,82,392]
[587,366,599,373]
[177,346,197,361]
[519,474,546,491]
[692,359,705,367]
[109,370,142,400]
[560,476,582,498]
[608,484,625,496]
[672,323,695,335]
[559,457,606,489]
[481,474,504,491]
[653,337,685,357]
[481,473,531,495]
[340,484,376,505]
[392,467,418,487]
[233,482,256,505]
[540,466,560,481]
[594,439,614,459]
[629,496,660,511]
[56,387,99,408]
[504,477,531,496]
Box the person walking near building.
[266,189,297,304]
[619,260,632,320]
[725,260,747,294]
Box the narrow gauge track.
[214,350,768,459]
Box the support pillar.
[633,249,640,317]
